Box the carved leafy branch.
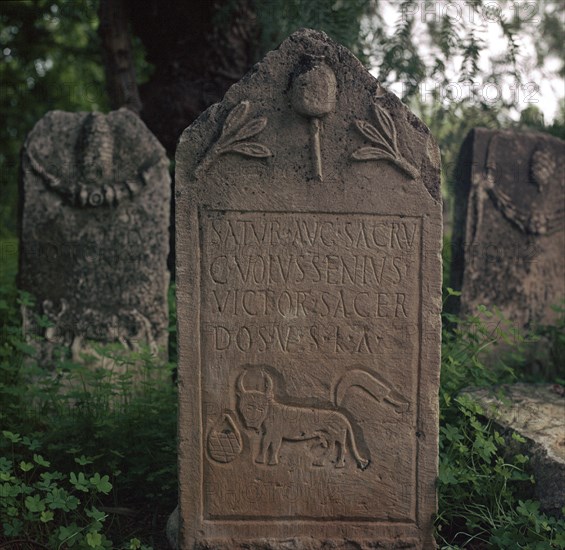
[351,102,419,179]
[197,100,272,175]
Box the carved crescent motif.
[28,113,154,208]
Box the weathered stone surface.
[19,108,170,363]
[166,506,179,549]
[175,29,442,549]
[449,128,565,328]
[464,384,565,516]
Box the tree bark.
[124,0,259,153]
[98,0,142,114]
[97,0,260,276]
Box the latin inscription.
[208,216,418,249]
[202,212,420,356]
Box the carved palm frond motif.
[351,101,419,180]
[197,100,272,174]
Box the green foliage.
[0,439,151,550]
[0,0,110,238]
[377,1,565,208]
[416,98,506,200]
[517,302,565,383]
[373,0,564,101]
[0,277,176,548]
[437,292,565,548]
[1,429,118,548]
[1,3,563,548]
[518,103,565,141]
[254,0,373,63]
[441,300,519,394]
[4,258,564,548]
[2,0,563,244]
[0,238,19,330]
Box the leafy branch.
[351,100,419,179]
[197,100,272,175]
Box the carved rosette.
[351,100,419,179]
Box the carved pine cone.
[530,147,555,191]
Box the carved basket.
[207,413,243,463]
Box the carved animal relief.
[235,368,408,470]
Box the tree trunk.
[97,0,260,276]
[97,0,260,154]
[98,0,142,114]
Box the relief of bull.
[236,369,409,470]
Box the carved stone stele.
[175,29,442,549]
[449,128,565,329]
[19,109,170,363]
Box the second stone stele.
[175,29,442,549]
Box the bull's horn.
[264,372,274,396]
[236,370,247,393]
